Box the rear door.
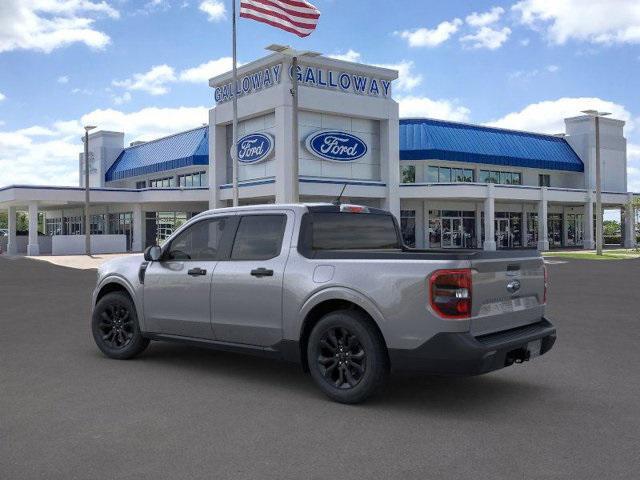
[470,254,546,335]
[143,215,233,339]
[211,211,293,346]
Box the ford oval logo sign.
[305,130,368,162]
[234,133,274,164]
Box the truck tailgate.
[470,254,545,336]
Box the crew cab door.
[143,216,233,339]
[211,211,292,347]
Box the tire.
[307,310,389,404]
[92,291,150,360]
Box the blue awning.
[105,126,209,182]
[400,118,584,172]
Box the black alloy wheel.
[308,310,389,404]
[317,326,367,389]
[98,303,135,349]
[92,291,150,360]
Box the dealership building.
[0,52,637,255]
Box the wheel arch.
[94,276,146,330]
[297,288,388,371]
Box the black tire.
[92,291,150,360]
[307,310,389,404]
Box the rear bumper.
[388,318,556,375]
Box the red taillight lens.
[543,264,548,304]
[429,269,472,319]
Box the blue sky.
[1,0,639,191]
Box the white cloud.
[466,7,505,27]
[57,75,69,84]
[328,50,362,63]
[112,91,132,105]
[0,92,5,102]
[0,106,209,187]
[0,0,119,53]
[461,26,511,50]
[520,38,531,46]
[199,0,226,21]
[486,97,634,134]
[179,57,234,83]
[397,96,471,122]
[513,0,640,45]
[509,64,560,81]
[396,19,463,47]
[374,60,423,93]
[112,64,177,95]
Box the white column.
[274,103,296,204]
[583,194,595,249]
[624,193,636,248]
[27,203,40,256]
[209,112,228,209]
[382,111,401,221]
[423,200,430,248]
[7,206,17,254]
[483,184,496,251]
[475,203,483,249]
[537,187,550,251]
[132,204,143,252]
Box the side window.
[231,215,286,261]
[167,217,228,261]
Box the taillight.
[429,269,472,319]
[543,264,548,304]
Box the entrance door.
[143,216,231,339]
[441,217,463,248]
[211,212,291,347]
[496,218,511,248]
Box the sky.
[0,0,639,193]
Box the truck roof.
[193,203,391,219]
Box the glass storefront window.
[479,170,521,185]
[427,166,439,183]
[548,214,563,248]
[438,167,451,183]
[400,210,416,247]
[400,166,416,184]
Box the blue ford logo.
[305,130,368,162]
[234,133,274,164]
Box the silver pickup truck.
[91,203,556,403]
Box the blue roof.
[105,126,209,181]
[399,118,584,172]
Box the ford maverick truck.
[91,203,556,403]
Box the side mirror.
[144,245,162,262]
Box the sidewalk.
[0,253,138,269]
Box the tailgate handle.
[507,264,520,272]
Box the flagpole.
[291,55,300,203]
[231,0,239,207]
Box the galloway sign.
[234,133,275,164]
[213,61,393,104]
[292,65,392,99]
[305,131,368,162]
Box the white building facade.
[0,52,637,255]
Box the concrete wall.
[52,235,127,255]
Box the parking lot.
[1,255,639,479]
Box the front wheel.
[307,310,389,404]
[92,291,149,360]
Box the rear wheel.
[307,310,388,404]
[92,291,149,360]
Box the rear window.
[311,213,401,250]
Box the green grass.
[543,249,640,260]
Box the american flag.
[240,0,321,38]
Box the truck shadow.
[137,341,552,415]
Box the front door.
[441,217,463,248]
[212,212,291,347]
[496,218,511,248]
[143,216,231,339]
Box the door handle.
[251,268,274,277]
[187,267,207,276]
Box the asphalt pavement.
[1,255,639,479]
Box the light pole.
[83,125,97,255]
[581,110,610,256]
[266,44,320,203]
